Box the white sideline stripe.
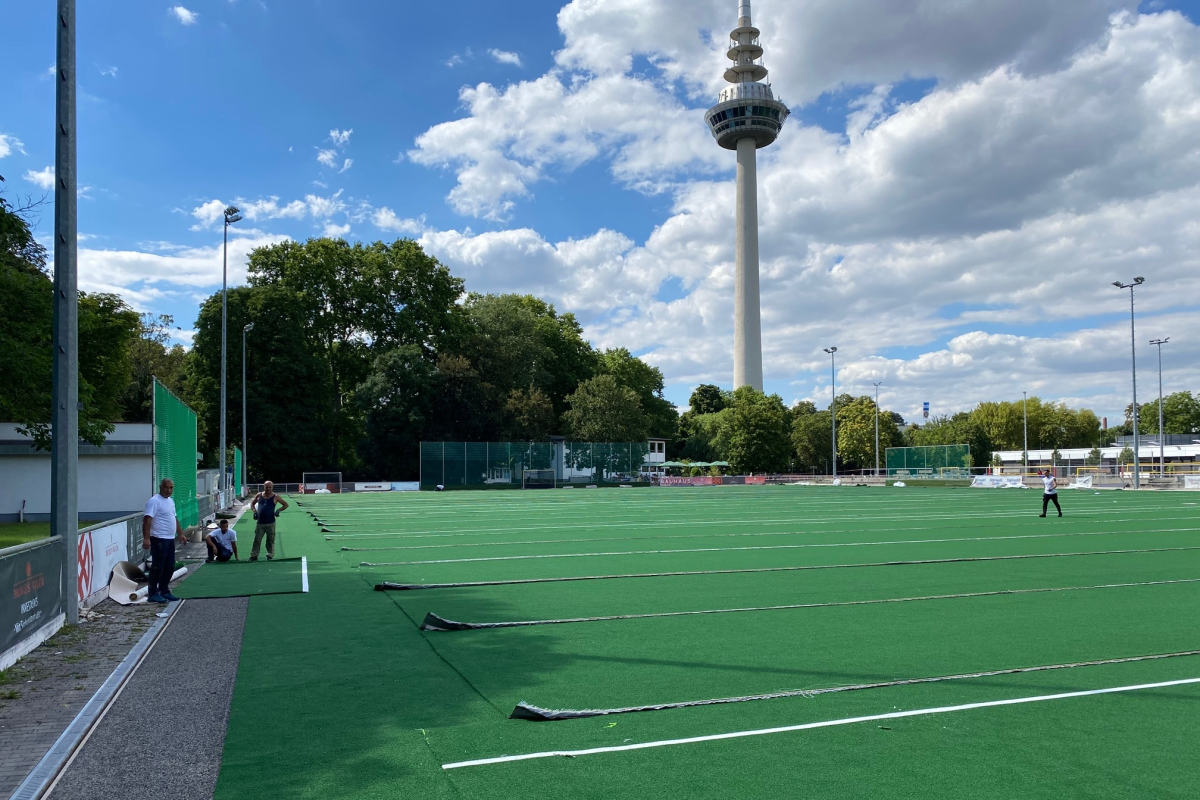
[441,677,1200,770]
[301,557,309,593]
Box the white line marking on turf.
[301,557,309,593]
[441,677,1200,769]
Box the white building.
[992,443,1200,472]
[0,423,156,523]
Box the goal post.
[522,469,556,489]
[302,472,343,493]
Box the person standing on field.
[142,478,188,603]
[250,480,289,561]
[1039,469,1062,517]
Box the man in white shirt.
[1039,470,1062,517]
[143,478,188,603]
[204,518,239,563]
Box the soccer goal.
[302,472,343,494]
[522,469,556,489]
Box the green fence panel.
[885,444,971,477]
[233,447,243,497]
[153,378,199,528]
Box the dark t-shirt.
[256,494,279,524]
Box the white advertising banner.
[971,476,1026,489]
[1185,476,1200,490]
[77,522,128,606]
[355,483,391,492]
[1070,475,1094,489]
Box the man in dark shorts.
[250,480,289,561]
[1039,469,1062,517]
[204,518,239,563]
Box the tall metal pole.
[53,0,80,625]
[242,323,253,493]
[1114,279,1144,489]
[825,347,838,478]
[873,382,882,477]
[220,218,228,496]
[1151,338,1169,477]
[1022,391,1028,473]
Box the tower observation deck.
[706,1,789,391]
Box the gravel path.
[47,596,248,800]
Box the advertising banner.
[1184,476,1200,490]
[391,482,420,492]
[971,476,1026,489]
[355,483,391,492]
[745,476,767,485]
[77,522,128,605]
[1,539,65,671]
[660,476,715,487]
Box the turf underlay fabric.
[174,558,306,599]
[213,487,1200,799]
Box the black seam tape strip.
[417,577,1200,632]
[371,545,1200,591]
[508,649,1200,720]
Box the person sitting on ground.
[204,518,239,563]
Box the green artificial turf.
[175,557,308,598]
[212,487,1200,799]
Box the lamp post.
[1113,278,1145,489]
[219,205,242,498]
[1022,391,1028,474]
[824,347,837,477]
[873,381,883,477]
[1150,337,1169,477]
[242,322,254,493]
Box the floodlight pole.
[1151,337,1169,477]
[242,322,254,493]
[873,382,882,477]
[52,0,80,625]
[825,347,837,478]
[219,206,242,500]
[1114,279,1145,489]
[1022,391,1028,474]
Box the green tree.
[791,403,833,473]
[678,410,729,462]
[355,345,435,479]
[1118,446,1135,465]
[461,293,599,430]
[907,412,992,467]
[689,384,728,415]
[120,314,189,423]
[1136,392,1200,435]
[0,194,139,447]
[599,347,677,439]
[503,387,556,441]
[191,284,335,480]
[563,375,648,442]
[834,396,901,472]
[723,387,791,473]
[1086,446,1103,466]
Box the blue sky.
[3,0,1200,421]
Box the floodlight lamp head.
[1112,281,1124,288]
[224,205,243,225]
[244,322,254,333]
[825,347,837,354]
[1134,277,1145,284]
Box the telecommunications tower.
[706,1,789,391]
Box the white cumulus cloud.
[329,128,353,147]
[0,133,27,159]
[316,148,338,168]
[23,166,56,191]
[170,6,198,25]
[488,49,523,67]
